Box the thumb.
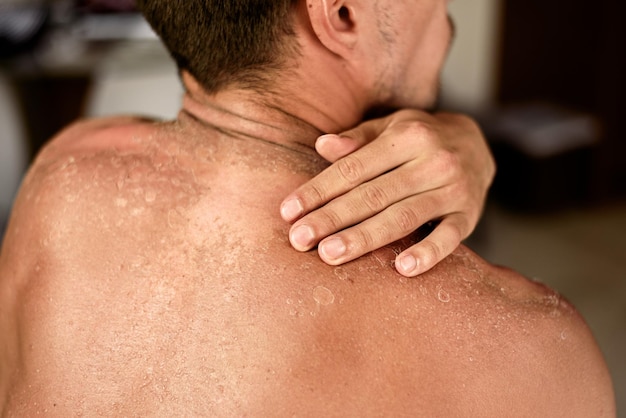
[315,134,359,162]
[315,117,390,162]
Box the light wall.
[441,0,501,113]
[0,72,27,218]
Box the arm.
[280,109,495,277]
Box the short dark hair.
[137,0,299,93]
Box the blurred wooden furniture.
[495,0,626,205]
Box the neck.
[180,74,313,153]
[178,42,368,155]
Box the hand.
[280,109,495,277]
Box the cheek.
[401,12,451,106]
[418,12,452,72]
[405,5,450,62]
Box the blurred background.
[0,0,624,412]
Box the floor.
[468,199,626,414]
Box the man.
[0,0,615,416]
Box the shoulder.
[0,116,155,399]
[441,246,616,416]
[12,114,200,212]
[16,115,165,206]
[0,116,201,284]
[3,115,162,239]
[277,245,616,415]
[344,245,615,416]
[41,115,159,153]
[0,116,214,410]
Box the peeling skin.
[437,287,451,303]
[0,113,615,415]
[313,286,335,306]
[333,267,348,281]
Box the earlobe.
[306,0,358,57]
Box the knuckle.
[360,184,388,213]
[349,226,377,253]
[444,112,479,134]
[420,240,444,267]
[402,120,435,146]
[446,177,468,200]
[336,155,364,185]
[313,206,346,233]
[300,182,328,209]
[446,221,464,243]
[460,114,481,132]
[451,215,472,241]
[432,148,461,178]
[393,205,421,235]
[439,148,461,170]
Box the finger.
[281,111,444,223]
[288,161,446,251]
[314,192,448,264]
[280,131,420,223]
[315,134,360,162]
[315,113,409,162]
[394,214,469,277]
[338,116,393,147]
[337,108,430,146]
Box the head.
[139,0,452,110]
[137,0,300,94]
[305,0,452,111]
[367,0,454,110]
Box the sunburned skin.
[0,106,615,416]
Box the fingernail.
[290,224,316,250]
[316,134,337,144]
[281,198,304,222]
[398,255,417,274]
[320,237,347,260]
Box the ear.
[305,0,358,57]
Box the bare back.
[0,116,615,417]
